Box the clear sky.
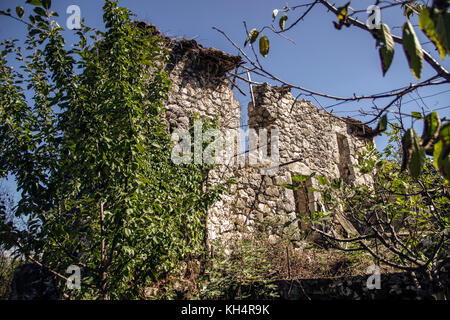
[1,0,449,201]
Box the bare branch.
[317,0,450,81]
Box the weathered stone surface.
[159,27,374,248]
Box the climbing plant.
[0,0,222,299]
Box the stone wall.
[162,38,243,247]
[161,34,374,248]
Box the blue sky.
[1,0,449,201]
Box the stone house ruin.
[154,25,374,248]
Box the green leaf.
[292,174,308,183]
[29,29,41,37]
[435,11,450,56]
[123,246,135,256]
[402,128,426,178]
[376,23,395,76]
[433,140,444,172]
[419,8,446,59]
[318,175,328,186]
[42,0,51,10]
[331,178,342,190]
[280,183,297,190]
[33,7,46,17]
[244,28,259,47]
[421,111,441,148]
[433,137,450,184]
[432,122,450,183]
[16,6,24,19]
[411,111,423,120]
[26,0,43,5]
[279,14,288,31]
[323,191,332,203]
[439,122,450,145]
[259,35,270,57]
[226,177,237,184]
[272,9,279,22]
[376,114,388,132]
[402,20,423,80]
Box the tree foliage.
[0,0,222,299]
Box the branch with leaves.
[214,0,450,183]
[283,136,449,298]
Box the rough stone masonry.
[156,26,374,249]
